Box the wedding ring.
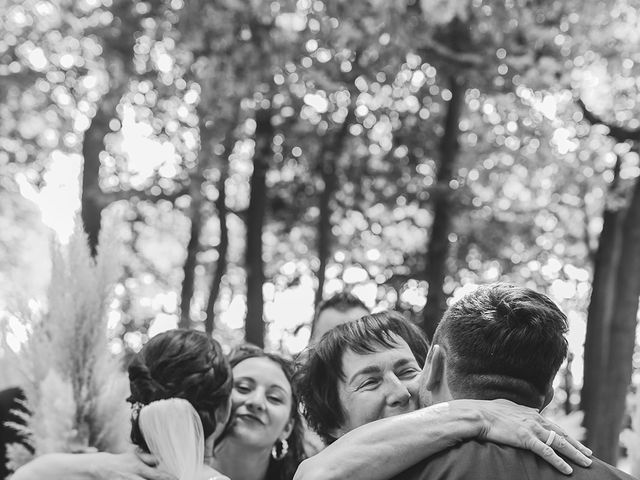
[545,430,556,446]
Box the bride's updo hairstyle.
[127,329,232,451]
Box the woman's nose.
[245,388,267,411]
[386,375,411,407]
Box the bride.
[124,328,233,480]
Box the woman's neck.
[211,438,272,480]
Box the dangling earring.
[271,438,289,460]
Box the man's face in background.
[310,306,370,344]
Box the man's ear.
[425,344,446,392]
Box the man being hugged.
[392,283,636,480]
[294,305,593,480]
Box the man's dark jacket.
[391,440,637,480]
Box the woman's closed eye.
[234,382,253,394]
[267,394,285,404]
[397,367,420,379]
[357,377,381,390]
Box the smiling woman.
[212,344,306,480]
[229,356,293,445]
[297,311,429,444]
[334,334,423,436]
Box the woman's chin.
[227,421,270,445]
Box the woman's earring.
[271,438,289,460]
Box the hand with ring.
[470,399,592,475]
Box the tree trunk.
[80,26,135,256]
[577,101,640,457]
[563,353,574,416]
[582,156,624,446]
[204,162,229,335]
[178,185,202,329]
[81,82,129,256]
[179,109,215,329]
[591,176,640,463]
[244,107,272,347]
[313,110,354,310]
[314,155,336,310]
[421,74,466,340]
[81,109,108,257]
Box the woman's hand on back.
[10,451,177,480]
[92,451,177,480]
[463,399,592,475]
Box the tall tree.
[178,164,205,329]
[593,173,640,463]
[245,107,273,347]
[581,152,625,445]
[406,0,573,336]
[422,73,466,338]
[579,101,640,460]
[203,122,238,335]
[81,0,152,255]
[204,160,230,335]
[314,107,355,308]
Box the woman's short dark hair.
[296,311,429,444]
[228,344,306,480]
[127,329,232,451]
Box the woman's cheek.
[230,392,244,410]
[406,377,421,397]
[273,404,292,430]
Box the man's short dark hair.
[316,292,368,315]
[434,283,568,409]
[310,292,370,338]
[297,311,429,444]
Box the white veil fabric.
[138,398,208,480]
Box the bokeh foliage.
[2,0,640,464]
